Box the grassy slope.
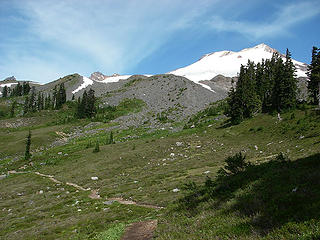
[0,105,319,239]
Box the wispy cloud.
[207,1,320,39]
[0,0,216,82]
[0,0,319,83]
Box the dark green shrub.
[220,152,248,175]
[93,141,100,153]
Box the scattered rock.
[170,153,175,157]
[39,190,43,194]
[254,145,258,150]
[176,142,183,147]
[91,176,98,180]
[203,171,210,174]
[172,188,180,193]
[0,175,6,180]
[58,152,62,155]
[103,200,115,205]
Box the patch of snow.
[72,76,93,94]
[169,43,307,82]
[101,75,132,83]
[0,83,18,88]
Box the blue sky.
[0,0,319,83]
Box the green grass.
[95,98,145,122]
[156,153,320,239]
[94,223,126,240]
[0,106,319,239]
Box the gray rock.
[103,200,115,205]
[0,175,6,180]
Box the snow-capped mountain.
[169,43,308,83]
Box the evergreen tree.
[242,61,260,118]
[282,48,297,109]
[37,93,42,111]
[109,131,114,144]
[45,95,52,110]
[29,87,36,112]
[307,46,320,106]
[76,96,83,118]
[24,130,32,160]
[86,88,96,118]
[226,83,243,124]
[272,55,286,111]
[10,100,17,118]
[23,96,29,116]
[93,141,100,153]
[80,91,88,118]
[2,86,8,98]
[52,86,57,109]
[22,82,31,95]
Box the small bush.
[220,152,248,175]
[275,152,290,162]
[93,141,100,153]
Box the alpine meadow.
[0,1,320,239]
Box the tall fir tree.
[29,87,36,112]
[24,130,32,160]
[272,55,286,112]
[86,88,96,118]
[307,46,320,106]
[23,96,29,116]
[10,100,17,118]
[282,48,297,109]
[22,82,31,95]
[2,86,8,98]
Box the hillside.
[0,43,319,240]
[0,101,319,239]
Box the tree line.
[23,83,67,115]
[226,47,320,124]
[1,82,31,98]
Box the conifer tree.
[22,82,31,95]
[307,46,320,106]
[86,88,96,118]
[23,96,29,116]
[282,48,297,109]
[37,93,42,111]
[93,141,100,153]
[2,86,8,98]
[24,130,32,160]
[52,86,57,109]
[242,61,260,118]
[29,87,36,112]
[109,131,114,144]
[272,56,286,111]
[10,100,17,118]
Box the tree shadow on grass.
[179,153,320,235]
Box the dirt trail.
[8,170,164,209]
[108,198,164,209]
[121,220,158,240]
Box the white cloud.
[207,1,320,39]
[0,0,216,82]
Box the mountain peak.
[169,44,307,81]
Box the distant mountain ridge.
[1,43,309,101]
